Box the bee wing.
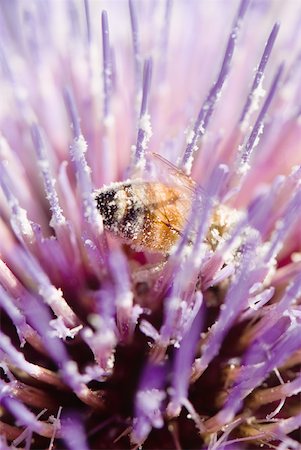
[148,153,208,201]
[146,152,196,192]
[127,153,206,233]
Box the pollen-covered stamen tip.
[134,58,153,168]
[132,363,167,446]
[0,161,34,242]
[64,87,103,234]
[30,123,66,228]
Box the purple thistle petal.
[236,63,284,173]
[22,8,40,66]
[207,263,236,289]
[167,294,204,418]
[84,0,91,45]
[158,290,202,357]
[8,292,103,408]
[62,414,90,450]
[64,88,93,204]
[246,175,286,237]
[140,319,160,341]
[129,0,142,95]
[30,124,65,226]
[158,0,172,82]
[0,44,34,123]
[101,10,112,120]
[192,164,229,255]
[109,248,143,341]
[244,272,301,342]
[264,189,301,263]
[0,1,301,448]
[192,230,266,380]
[0,436,9,450]
[81,286,117,373]
[153,164,230,353]
[181,0,250,173]
[134,58,153,167]
[271,412,301,439]
[82,324,117,374]
[64,87,107,259]
[254,372,301,406]
[207,319,301,430]
[0,286,29,346]
[30,122,83,268]
[0,162,34,244]
[0,381,56,438]
[10,248,78,327]
[239,23,280,127]
[64,86,82,140]
[0,331,65,389]
[0,331,40,378]
[132,363,167,445]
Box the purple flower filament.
[0,1,300,450]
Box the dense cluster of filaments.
[0,0,301,449]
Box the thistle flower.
[0,1,301,449]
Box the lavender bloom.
[0,1,301,449]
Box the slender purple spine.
[31,123,66,227]
[84,0,91,44]
[140,58,152,117]
[64,87,101,230]
[129,0,142,90]
[181,0,250,172]
[67,0,80,38]
[135,58,152,163]
[264,189,301,263]
[64,86,81,139]
[158,0,172,80]
[239,63,284,167]
[0,162,33,243]
[239,23,280,125]
[101,10,111,119]
[62,414,90,450]
[23,9,40,65]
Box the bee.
[94,153,196,254]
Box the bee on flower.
[0,1,301,450]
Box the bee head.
[95,189,120,228]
